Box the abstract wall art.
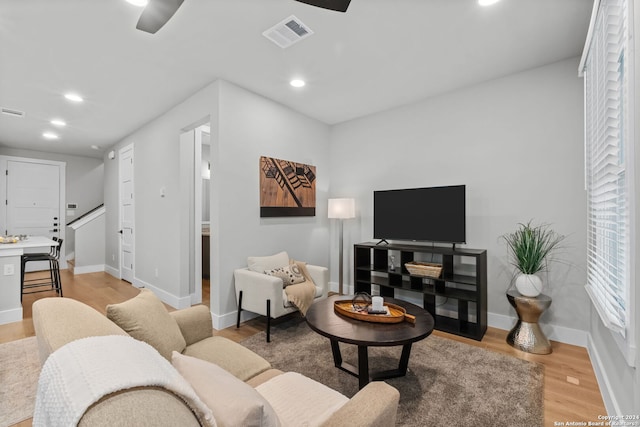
[259,156,316,217]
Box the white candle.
[372,296,384,311]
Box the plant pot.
[515,274,543,297]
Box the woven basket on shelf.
[404,261,443,278]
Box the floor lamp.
[328,198,355,295]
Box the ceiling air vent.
[1,108,25,118]
[263,15,314,49]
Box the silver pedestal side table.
[506,290,552,354]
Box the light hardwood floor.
[1,270,606,426]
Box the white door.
[119,145,135,283]
[6,161,60,237]
[6,160,62,270]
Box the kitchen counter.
[0,236,58,325]
[0,236,58,254]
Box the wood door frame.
[118,144,135,283]
[0,155,67,269]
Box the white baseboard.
[487,312,588,347]
[486,312,517,332]
[308,283,590,347]
[328,281,353,295]
[345,287,588,347]
[66,251,75,261]
[587,333,621,415]
[133,277,191,310]
[544,323,589,347]
[104,265,120,279]
[190,292,203,305]
[72,264,105,275]
[0,307,23,325]
[216,310,260,331]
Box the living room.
[0,0,638,425]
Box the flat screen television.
[373,185,466,244]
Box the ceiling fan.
[294,0,351,12]
[135,0,351,34]
[135,0,184,34]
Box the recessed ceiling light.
[125,0,148,6]
[50,119,66,127]
[91,145,101,150]
[290,79,306,88]
[43,132,59,140]
[64,93,84,103]
[478,0,500,6]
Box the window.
[581,0,636,366]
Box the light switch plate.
[4,264,15,276]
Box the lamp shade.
[328,198,355,219]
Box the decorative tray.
[334,300,416,324]
[0,236,20,244]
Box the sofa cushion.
[169,305,213,346]
[182,336,271,382]
[264,263,305,287]
[172,352,281,427]
[245,369,285,388]
[106,289,186,360]
[32,297,129,365]
[247,251,289,273]
[255,372,348,427]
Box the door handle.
[118,230,123,234]
[49,229,58,232]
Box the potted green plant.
[502,221,565,297]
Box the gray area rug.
[0,337,40,427]
[242,318,544,427]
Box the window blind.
[583,0,630,337]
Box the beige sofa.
[32,292,400,426]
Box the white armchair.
[234,251,328,342]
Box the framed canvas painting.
[260,156,316,217]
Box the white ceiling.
[0,0,592,159]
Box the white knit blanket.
[33,335,216,427]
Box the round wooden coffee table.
[305,295,434,389]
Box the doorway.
[179,121,210,306]
[201,130,211,307]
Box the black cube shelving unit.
[354,242,487,341]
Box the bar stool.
[20,237,57,288]
[21,238,63,301]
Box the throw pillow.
[247,251,289,273]
[264,264,305,287]
[172,352,281,427]
[106,289,187,361]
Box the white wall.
[104,80,330,326]
[73,213,105,274]
[210,81,330,327]
[104,82,219,305]
[329,58,587,341]
[0,147,103,257]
